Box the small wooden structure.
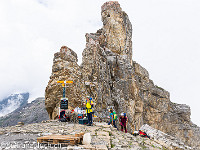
[37,133,84,145]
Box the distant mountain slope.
[0,97,49,127]
[0,93,29,117]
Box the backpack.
[113,112,118,120]
[86,99,93,109]
[139,130,150,139]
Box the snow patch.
[0,93,28,117]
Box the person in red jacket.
[119,113,128,133]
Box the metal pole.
[63,86,66,98]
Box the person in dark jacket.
[119,113,128,133]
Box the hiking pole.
[134,121,136,131]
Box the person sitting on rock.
[119,113,128,133]
[84,96,94,126]
[108,109,117,128]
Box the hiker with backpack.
[108,109,117,128]
[83,96,94,126]
[119,113,128,133]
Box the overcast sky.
[0,0,199,126]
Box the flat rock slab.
[97,131,109,136]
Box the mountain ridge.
[0,92,29,117]
[0,97,49,127]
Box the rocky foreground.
[0,121,195,150]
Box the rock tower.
[45,1,200,148]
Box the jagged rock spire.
[100,1,132,61]
[45,2,200,149]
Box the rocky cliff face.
[45,1,200,149]
[45,46,86,120]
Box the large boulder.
[45,46,86,120]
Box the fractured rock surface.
[45,46,86,120]
[0,121,193,150]
[45,1,200,149]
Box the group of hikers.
[59,96,151,138]
[83,96,128,133]
[108,109,128,133]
